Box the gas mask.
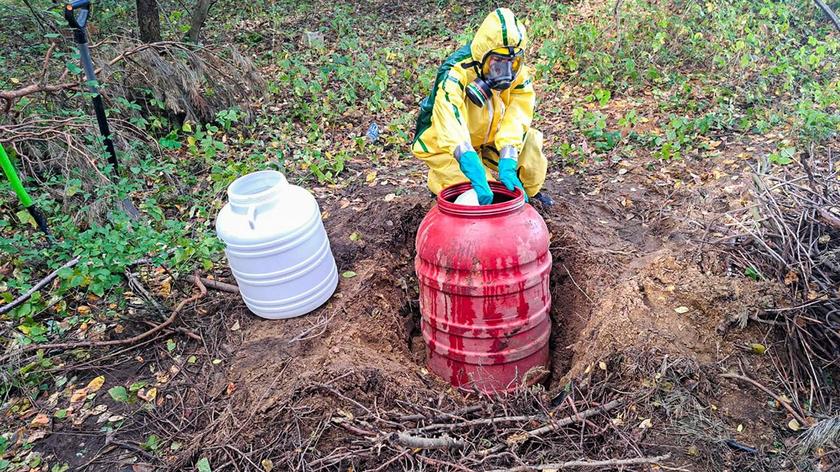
[465,47,523,107]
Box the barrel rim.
[437,182,525,217]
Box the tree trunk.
[188,0,216,43]
[136,0,161,43]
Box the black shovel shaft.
[70,9,120,172]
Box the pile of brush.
[732,145,839,408]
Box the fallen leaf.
[687,445,699,456]
[114,324,125,334]
[737,424,744,432]
[70,388,88,404]
[212,359,222,365]
[230,320,241,332]
[342,271,357,278]
[225,383,236,396]
[159,278,172,298]
[750,343,767,355]
[108,386,129,403]
[108,415,126,422]
[383,193,396,202]
[788,419,801,431]
[86,376,106,393]
[638,418,653,429]
[138,388,157,402]
[77,306,91,316]
[27,430,48,443]
[261,459,273,472]
[674,306,690,314]
[598,361,607,371]
[365,171,377,183]
[349,232,361,241]
[30,413,50,427]
[196,457,212,472]
[783,270,799,286]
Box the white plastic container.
[215,170,338,319]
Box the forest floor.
[0,0,838,470]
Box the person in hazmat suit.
[411,8,551,206]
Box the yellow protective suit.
[411,8,547,197]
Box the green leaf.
[349,232,360,241]
[188,355,197,364]
[108,386,129,403]
[129,381,147,393]
[142,434,160,451]
[341,271,357,278]
[65,61,82,75]
[166,339,176,352]
[54,409,67,419]
[744,267,761,280]
[196,457,212,472]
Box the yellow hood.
[470,8,528,64]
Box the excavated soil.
[202,155,788,463]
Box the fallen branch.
[0,256,81,315]
[198,277,239,293]
[0,274,206,362]
[489,454,671,471]
[391,432,466,450]
[816,208,840,230]
[524,399,622,438]
[814,0,840,32]
[720,372,808,426]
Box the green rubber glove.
[458,150,493,205]
[498,157,528,202]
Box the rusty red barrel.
[415,182,552,393]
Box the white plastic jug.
[215,170,338,319]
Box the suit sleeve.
[495,67,535,152]
[431,70,471,155]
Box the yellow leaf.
[674,306,690,314]
[10,77,21,84]
[30,413,50,427]
[638,418,653,429]
[77,306,91,315]
[159,278,172,298]
[86,376,106,393]
[70,388,88,403]
[261,459,273,472]
[598,361,607,371]
[366,171,377,183]
[737,424,744,432]
[788,419,801,431]
[750,343,766,355]
[138,387,157,402]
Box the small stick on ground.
[198,277,239,293]
[0,273,206,362]
[0,256,81,315]
[720,372,808,426]
[488,453,671,471]
[524,399,622,438]
[391,432,466,449]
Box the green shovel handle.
[0,144,33,208]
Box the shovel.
[64,0,141,219]
[0,144,52,240]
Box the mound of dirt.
[566,250,784,379]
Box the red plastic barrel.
[415,182,552,393]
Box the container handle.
[247,206,257,230]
